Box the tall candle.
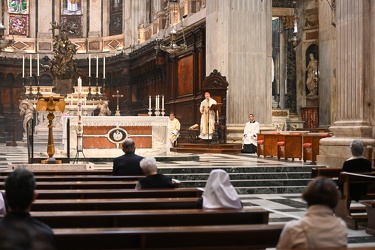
[155,95,159,110]
[103,57,106,78]
[88,54,91,77]
[78,77,82,93]
[37,54,40,76]
[22,55,25,78]
[162,95,164,110]
[29,54,32,77]
[149,95,151,110]
[96,56,99,78]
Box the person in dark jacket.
[113,138,144,176]
[338,139,373,203]
[0,168,56,250]
[136,157,175,189]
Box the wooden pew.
[277,133,302,161]
[0,175,143,182]
[303,133,329,163]
[257,132,281,158]
[335,172,375,230]
[31,197,199,211]
[27,208,269,229]
[54,224,284,250]
[25,188,203,200]
[0,170,113,176]
[0,181,138,190]
[311,167,343,179]
[362,201,375,236]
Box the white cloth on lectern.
[202,169,242,209]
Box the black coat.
[338,157,372,201]
[112,152,144,176]
[138,174,175,189]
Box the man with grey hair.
[338,139,372,203]
[136,157,175,189]
[113,138,144,176]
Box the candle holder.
[148,108,152,116]
[36,76,41,97]
[101,78,107,100]
[21,76,26,99]
[87,76,93,100]
[94,77,99,100]
[28,76,34,99]
[161,109,165,116]
[154,109,160,116]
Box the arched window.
[110,0,123,35]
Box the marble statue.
[97,101,111,116]
[19,100,35,136]
[306,53,318,96]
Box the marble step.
[159,166,317,174]
[165,172,311,181]
[238,186,306,194]
[178,179,309,188]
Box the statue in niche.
[306,53,319,96]
[19,100,34,137]
[49,21,79,96]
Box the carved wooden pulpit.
[201,69,229,144]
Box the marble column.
[317,0,375,167]
[318,0,336,128]
[206,0,273,128]
[37,0,53,38]
[88,0,102,37]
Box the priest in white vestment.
[168,112,180,147]
[242,114,260,153]
[199,92,217,140]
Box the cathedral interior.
[0,0,373,167]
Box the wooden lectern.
[209,103,222,144]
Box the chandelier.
[155,0,187,54]
[0,23,14,52]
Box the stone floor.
[0,144,375,248]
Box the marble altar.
[64,116,170,158]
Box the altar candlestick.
[103,57,106,78]
[96,56,99,78]
[149,95,151,110]
[78,77,82,93]
[88,54,91,77]
[29,54,32,77]
[161,95,164,110]
[22,55,25,78]
[155,95,159,110]
[37,54,40,76]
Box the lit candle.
[149,95,151,110]
[22,55,25,78]
[37,54,40,76]
[103,57,106,78]
[78,77,82,93]
[88,54,91,77]
[29,54,32,77]
[96,56,99,78]
[162,95,164,110]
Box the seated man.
[168,112,181,147]
[136,157,175,189]
[0,168,56,249]
[338,139,372,204]
[113,138,144,176]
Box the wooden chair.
[277,133,302,161]
[303,133,329,163]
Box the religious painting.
[61,0,82,15]
[9,14,28,36]
[61,15,82,38]
[7,0,29,14]
[111,0,122,11]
